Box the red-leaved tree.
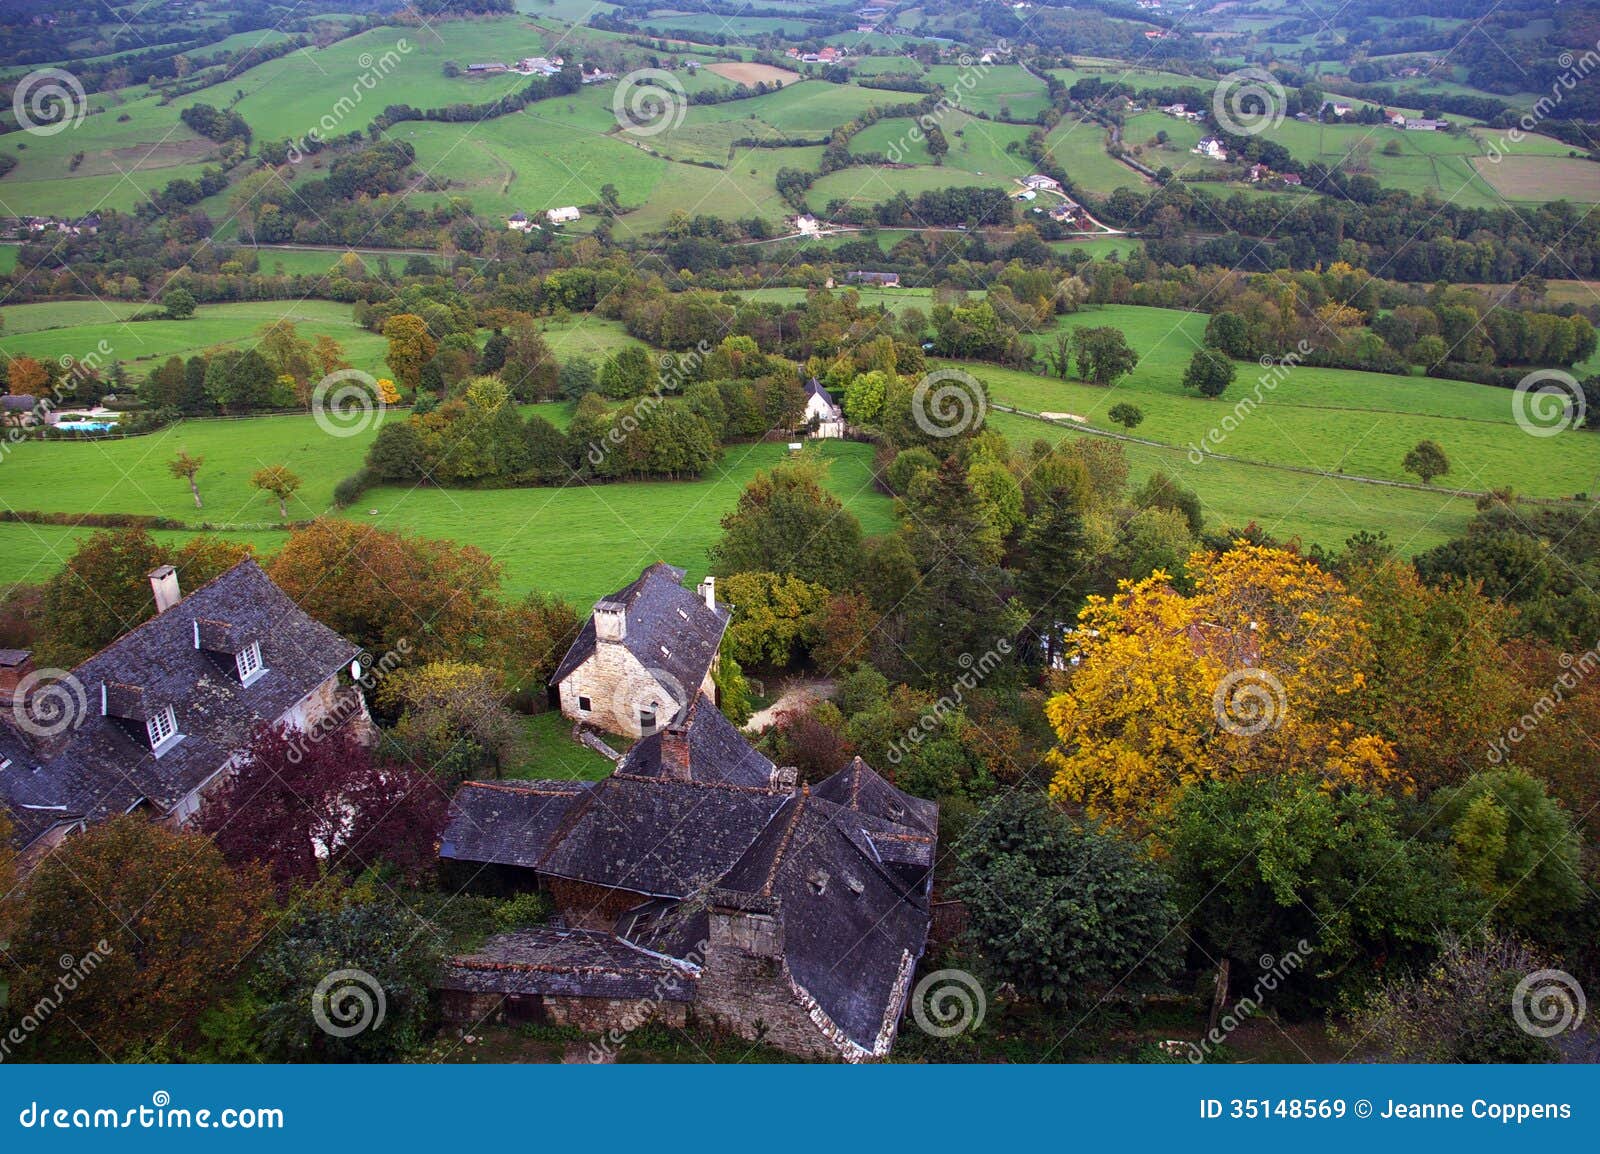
[201,724,448,894]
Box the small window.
[639,708,657,731]
[578,695,592,713]
[236,641,264,684]
[146,705,179,752]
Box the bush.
[332,467,375,508]
[492,890,554,930]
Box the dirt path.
[744,676,835,733]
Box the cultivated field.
[1472,154,1600,204]
[705,62,801,87]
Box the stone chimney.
[592,598,626,642]
[0,649,34,709]
[149,565,181,614]
[699,575,716,611]
[659,716,692,781]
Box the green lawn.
[503,711,618,781]
[1043,118,1148,197]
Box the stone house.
[438,694,938,1061]
[0,559,369,870]
[552,563,729,738]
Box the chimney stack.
[149,565,181,614]
[0,649,34,709]
[659,717,692,781]
[592,599,626,642]
[700,575,716,611]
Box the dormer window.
[146,705,181,755]
[235,641,265,685]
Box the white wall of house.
[559,643,687,738]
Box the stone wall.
[438,989,687,1032]
[693,904,845,1062]
[558,640,679,738]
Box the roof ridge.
[759,789,809,897]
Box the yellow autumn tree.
[1045,544,1404,828]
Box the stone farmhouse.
[552,562,729,738]
[438,691,938,1061]
[0,560,368,870]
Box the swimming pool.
[54,420,118,432]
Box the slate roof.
[438,927,699,1001]
[1,559,359,847]
[714,785,936,1054]
[439,779,593,868]
[0,726,86,848]
[552,562,730,703]
[539,774,790,899]
[804,378,839,405]
[812,756,938,835]
[616,692,777,788]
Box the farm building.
[552,562,729,738]
[0,561,369,872]
[437,692,938,1061]
[546,206,581,224]
[1022,173,1061,191]
[846,270,900,286]
[506,212,534,231]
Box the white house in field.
[546,206,581,224]
[552,564,730,738]
[803,378,845,438]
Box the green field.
[925,64,1050,122]
[1043,118,1147,197]
[983,304,1595,500]
[0,427,894,607]
[0,300,386,382]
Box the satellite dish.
[350,659,364,680]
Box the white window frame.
[236,640,266,686]
[146,705,182,756]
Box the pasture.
[0,300,385,383]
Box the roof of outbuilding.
[812,756,938,834]
[440,779,594,868]
[551,563,730,705]
[438,926,699,1001]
